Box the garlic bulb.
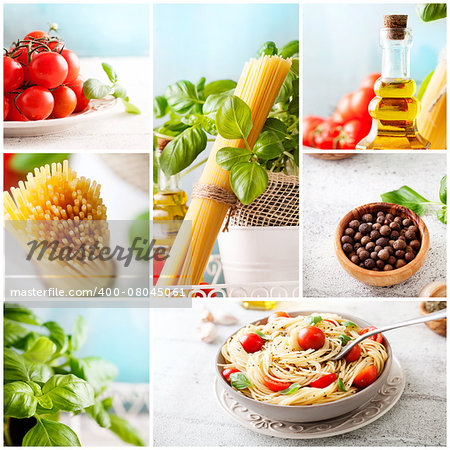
[198,322,217,343]
[214,312,238,326]
[200,308,214,322]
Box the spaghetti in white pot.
[221,312,388,406]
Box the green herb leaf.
[37,394,54,410]
[154,95,169,118]
[43,321,68,353]
[160,126,207,176]
[257,41,278,57]
[112,84,127,99]
[23,418,81,446]
[4,381,37,418]
[85,401,112,428]
[253,131,285,160]
[262,118,288,139]
[165,80,201,115]
[83,79,112,99]
[278,40,299,58]
[417,70,435,101]
[305,314,323,325]
[216,147,251,170]
[203,93,229,121]
[204,79,237,98]
[102,396,114,411]
[4,318,28,347]
[338,377,347,392]
[196,77,206,96]
[230,161,268,205]
[102,62,118,83]
[437,206,447,224]
[439,175,447,204]
[71,316,88,353]
[109,413,145,446]
[24,337,56,364]
[280,382,300,395]
[8,154,69,175]
[339,335,352,345]
[254,329,272,340]
[416,3,447,22]
[121,99,141,114]
[342,321,358,328]
[276,69,297,104]
[380,185,431,216]
[229,372,252,390]
[4,304,41,325]
[216,95,253,140]
[14,331,41,351]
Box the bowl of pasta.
[216,311,392,423]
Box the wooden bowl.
[335,202,430,287]
[420,301,447,337]
[307,153,354,160]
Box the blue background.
[4,3,149,56]
[303,3,446,116]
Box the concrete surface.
[152,300,446,446]
[303,154,447,297]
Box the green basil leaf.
[342,321,358,328]
[83,79,112,99]
[290,58,299,77]
[200,115,217,135]
[380,185,431,216]
[121,99,141,114]
[196,77,206,97]
[23,418,81,446]
[160,126,207,176]
[280,382,300,395]
[4,318,28,347]
[155,120,190,138]
[262,118,288,139]
[4,381,37,418]
[216,147,251,171]
[293,147,299,167]
[288,95,299,115]
[4,348,53,383]
[165,80,201,115]
[43,321,68,353]
[257,41,278,57]
[102,396,114,411]
[439,175,447,204]
[71,315,88,353]
[253,131,285,160]
[216,95,253,140]
[305,314,323,325]
[254,329,271,340]
[203,93,229,121]
[42,374,95,411]
[416,3,447,22]
[204,80,237,98]
[230,162,268,205]
[112,84,127,99]
[24,337,56,364]
[437,206,447,224]
[37,394,53,410]
[338,377,347,392]
[8,155,69,175]
[276,69,297,104]
[4,304,41,325]
[109,413,145,446]
[14,331,41,351]
[278,40,299,58]
[102,63,118,83]
[230,372,252,390]
[417,70,435,101]
[154,95,169,118]
[85,401,112,428]
[339,335,352,345]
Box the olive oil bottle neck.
[380,28,412,79]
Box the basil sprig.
[280,382,300,395]
[230,372,251,390]
[342,321,358,328]
[339,335,352,345]
[338,378,347,392]
[254,329,272,341]
[305,314,323,326]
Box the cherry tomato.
[312,120,341,149]
[350,87,373,122]
[323,319,339,327]
[51,86,77,118]
[359,327,384,344]
[4,96,9,120]
[197,281,217,298]
[297,326,325,350]
[268,311,290,322]
[345,343,361,363]
[360,72,381,91]
[303,116,324,147]
[67,77,90,112]
[337,119,372,149]
[29,52,68,89]
[263,376,291,392]
[353,365,378,389]
[4,56,24,93]
[239,333,265,353]
[309,373,337,388]
[16,86,54,121]
[5,93,28,121]
[24,30,49,41]
[48,41,65,52]
[222,368,240,381]
[61,49,80,84]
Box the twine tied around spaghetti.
[191,183,238,232]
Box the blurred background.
[303,3,446,116]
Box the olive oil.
[242,301,278,311]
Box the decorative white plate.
[215,356,405,439]
[4,97,118,137]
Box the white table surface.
[152,300,446,447]
[4,57,150,150]
[303,153,447,297]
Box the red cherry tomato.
[24,30,49,41]
[337,119,372,149]
[4,96,9,120]
[61,49,80,84]
[5,93,28,121]
[309,373,337,388]
[67,77,90,112]
[29,52,68,89]
[359,327,384,344]
[353,365,378,389]
[222,368,240,381]
[360,72,381,91]
[263,376,291,392]
[345,343,361,363]
[51,86,77,118]
[268,311,290,322]
[16,86,54,121]
[349,87,373,122]
[323,319,339,327]
[303,116,324,147]
[239,333,265,353]
[297,326,325,350]
[4,56,24,93]
[312,120,341,149]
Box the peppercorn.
[391,231,400,239]
[349,220,360,229]
[374,245,382,252]
[385,246,394,255]
[370,230,380,240]
[395,250,405,259]
[380,225,391,236]
[354,231,363,242]
[388,255,396,265]
[351,255,360,264]
[384,264,393,271]
[393,239,406,250]
[372,222,382,230]
[366,242,376,251]
[359,223,371,235]
[370,251,378,260]
[395,259,406,269]
[364,259,375,269]
[410,240,421,250]
[402,218,412,227]
[361,235,371,245]
[376,237,389,247]
[343,243,353,253]
[354,243,362,250]
[405,252,415,262]
[341,235,354,245]
[386,213,394,221]
[359,250,370,261]
[376,260,385,269]
[345,227,355,237]
[362,213,373,223]
[389,222,401,231]
[405,229,416,240]
[378,249,390,261]
[376,216,385,224]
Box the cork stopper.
[383,14,408,40]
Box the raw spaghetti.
[221,313,388,406]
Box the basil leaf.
[155,120,190,138]
[4,318,28,347]
[14,331,41,351]
[291,58,299,77]
[109,413,145,446]
[417,70,434,101]
[216,147,251,171]
[4,348,53,383]
[437,206,447,224]
[278,40,299,58]
[338,377,347,392]
[230,372,252,390]
[9,154,69,175]
[165,80,201,115]
[4,304,41,325]
[305,314,323,325]
[71,315,88,353]
[102,396,114,411]
[85,401,112,428]
[380,185,431,216]
[416,3,447,22]
[181,114,203,127]
[263,118,288,139]
[216,95,253,140]
[254,329,271,340]
[253,131,285,160]
[339,335,352,345]
[102,62,118,83]
[160,126,207,176]
[43,321,68,353]
[230,161,268,205]
[439,175,447,204]
[4,381,37,418]
[257,41,278,57]
[342,321,358,328]
[276,69,297,104]
[204,80,237,98]
[280,382,300,395]
[83,79,112,99]
[24,337,56,364]
[42,374,95,411]
[112,84,127,99]
[37,394,53,410]
[196,77,206,96]
[203,93,229,121]
[23,418,81,446]
[154,95,169,118]
[121,99,141,114]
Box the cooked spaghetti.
[221,312,388,406]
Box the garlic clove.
[198,322,217,343]
[200,308,214,323]
[214,312,238,326]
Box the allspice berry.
[361,213,373,223]
[364,259,376,269]
[345,227,355,237]
[361,236,371,245]
[359,250,370,261]
[395,259,406,269]
[380,225,391,236]
[341,235,354,245]
[410,240,421,250]
[359,223,371,235]
[370,230,381,240]
[393,239,406,250]
[384,264,394,271]
[405,251,415,262]
[402,218,412,227]
[351,255,360,264]
[343,243,353,253]
[378,249,390,261]
[349,220,360,229]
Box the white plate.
[215,356,405,439]
[4,97,118,137]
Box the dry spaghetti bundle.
[4,160,115,291]
[157,56,292,287]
